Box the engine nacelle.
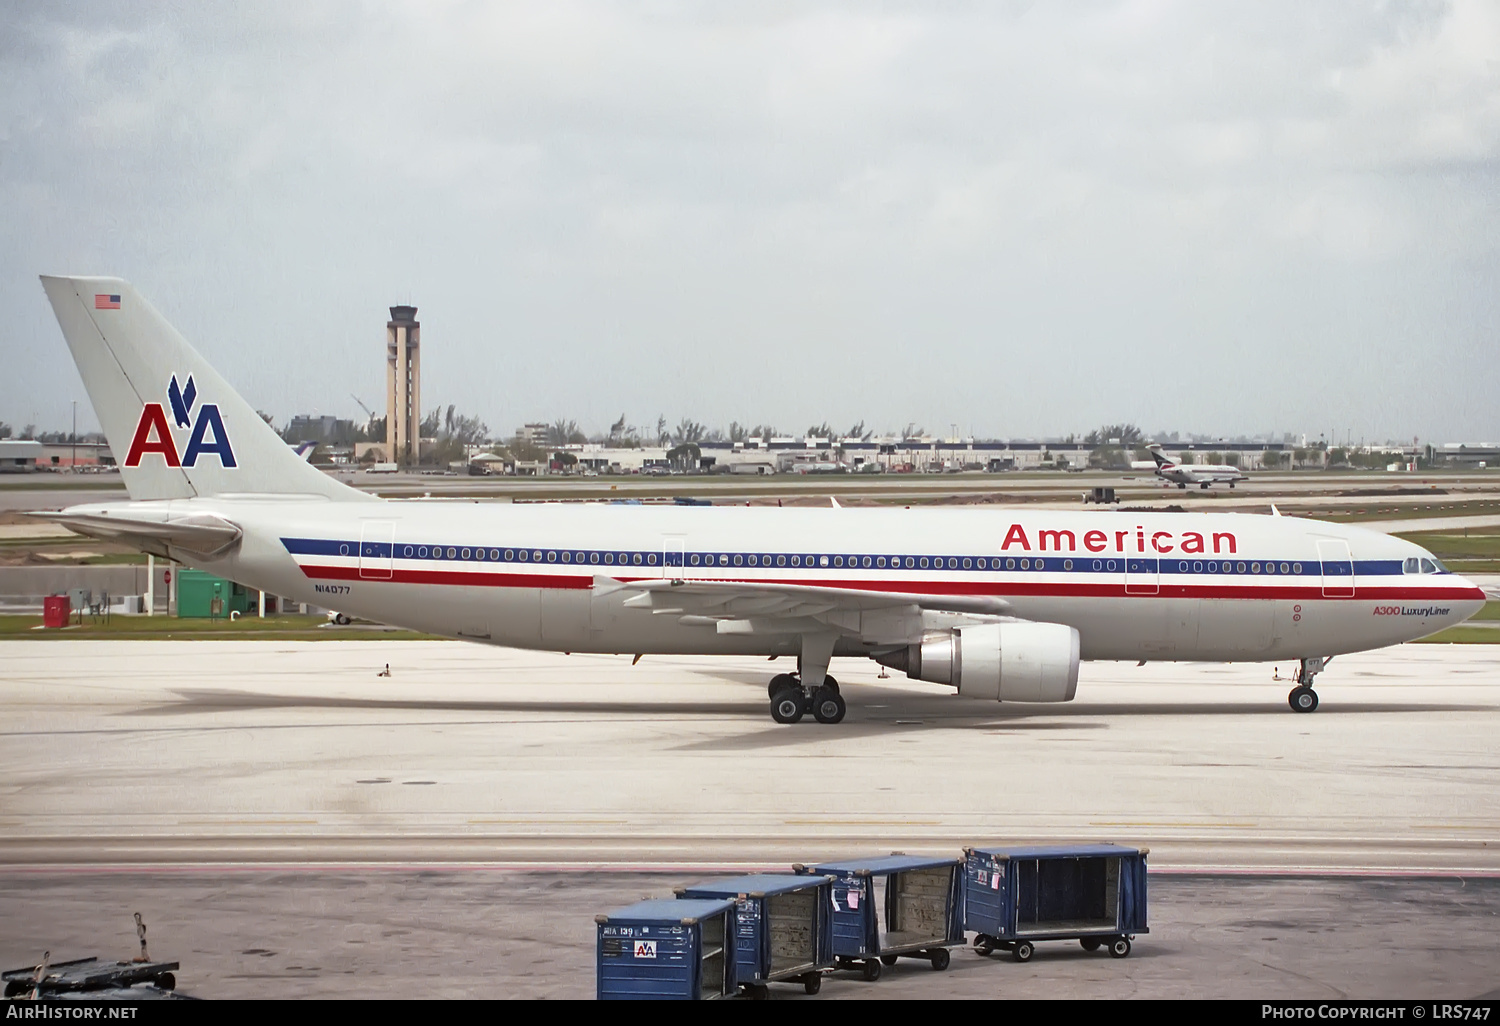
[876,622,1080,702]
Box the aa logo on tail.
[124,375,237,468]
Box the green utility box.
[176,569,253,619]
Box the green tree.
[667,442,701,469]
[1084,424,1142,447]
[673,418,706,445]
[547,419,585,445]
[1089,445,1128,469]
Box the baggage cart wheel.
[768,673,799,699]
[930,948,951,971]
[974,935,994,956]
[811,686,846,724]
[770,687,805,724]
[802,973,822,995]
[1013,941,1034,963]
[154,972,176,991]
[1109,937,1131,958]
[880,954,899,966]
[1080,938,1101,952]
[862,959,883,982]
[5,982,29,998]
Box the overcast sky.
[3,1,1498,444]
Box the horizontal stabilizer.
[32,510,243,559]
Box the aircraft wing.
[594,574,1014,645]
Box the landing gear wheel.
[1288,686,1319,713]
[802,973,822,995]
[1109,937,1132,958]
[930,948,951,971]
[880,954,899,966]
[812,686,846,724]
[1013,941,1034,963]
[820,675,839,694]
[770,688,805,724]
[768,673,799,699]
[153,972,176,991]
[1080,938,1101,952]
[862,958,882,982]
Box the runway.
[2,640,1498,873]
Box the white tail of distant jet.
[35,276,1486,722]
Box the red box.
[43,595,70,629]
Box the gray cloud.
[3,0,1497,442]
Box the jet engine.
[874,622,1080,702]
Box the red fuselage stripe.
[295,563,1485,602]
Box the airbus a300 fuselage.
[35,275,1488,724]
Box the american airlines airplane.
[1142,444,1249,489]
[36,276,1486,724]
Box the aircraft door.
[662,536,685,579]
[1124,556,1159,595]
[358,520,395,580]
[1316,539,1355,598]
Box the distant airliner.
[34,277,1486,723]
[1140,444,1249,489]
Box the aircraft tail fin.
[40,276,370,502]
[1146,444,1173,468]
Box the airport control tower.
[386,305,421,467]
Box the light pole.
[71,401,76,471]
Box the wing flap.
[593,574,1012,643]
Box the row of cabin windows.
[375,544,1366,577]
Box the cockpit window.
[1403,557,1420,574]
[1424,557,1446,574]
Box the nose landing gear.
[1288,657,1329,713]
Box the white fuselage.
[73,498,1485,664]
[1156,463,1247,486]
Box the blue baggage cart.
[794,854,964,981]
[963,844,1148,962]
[677,874,836,997]
[596,898,739,1000]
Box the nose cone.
[1450,573,1490,624]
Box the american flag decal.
[94,294,121,309]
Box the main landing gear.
[769,675,846,725]
[769,634,847,724]
[1288,657,1329,713]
